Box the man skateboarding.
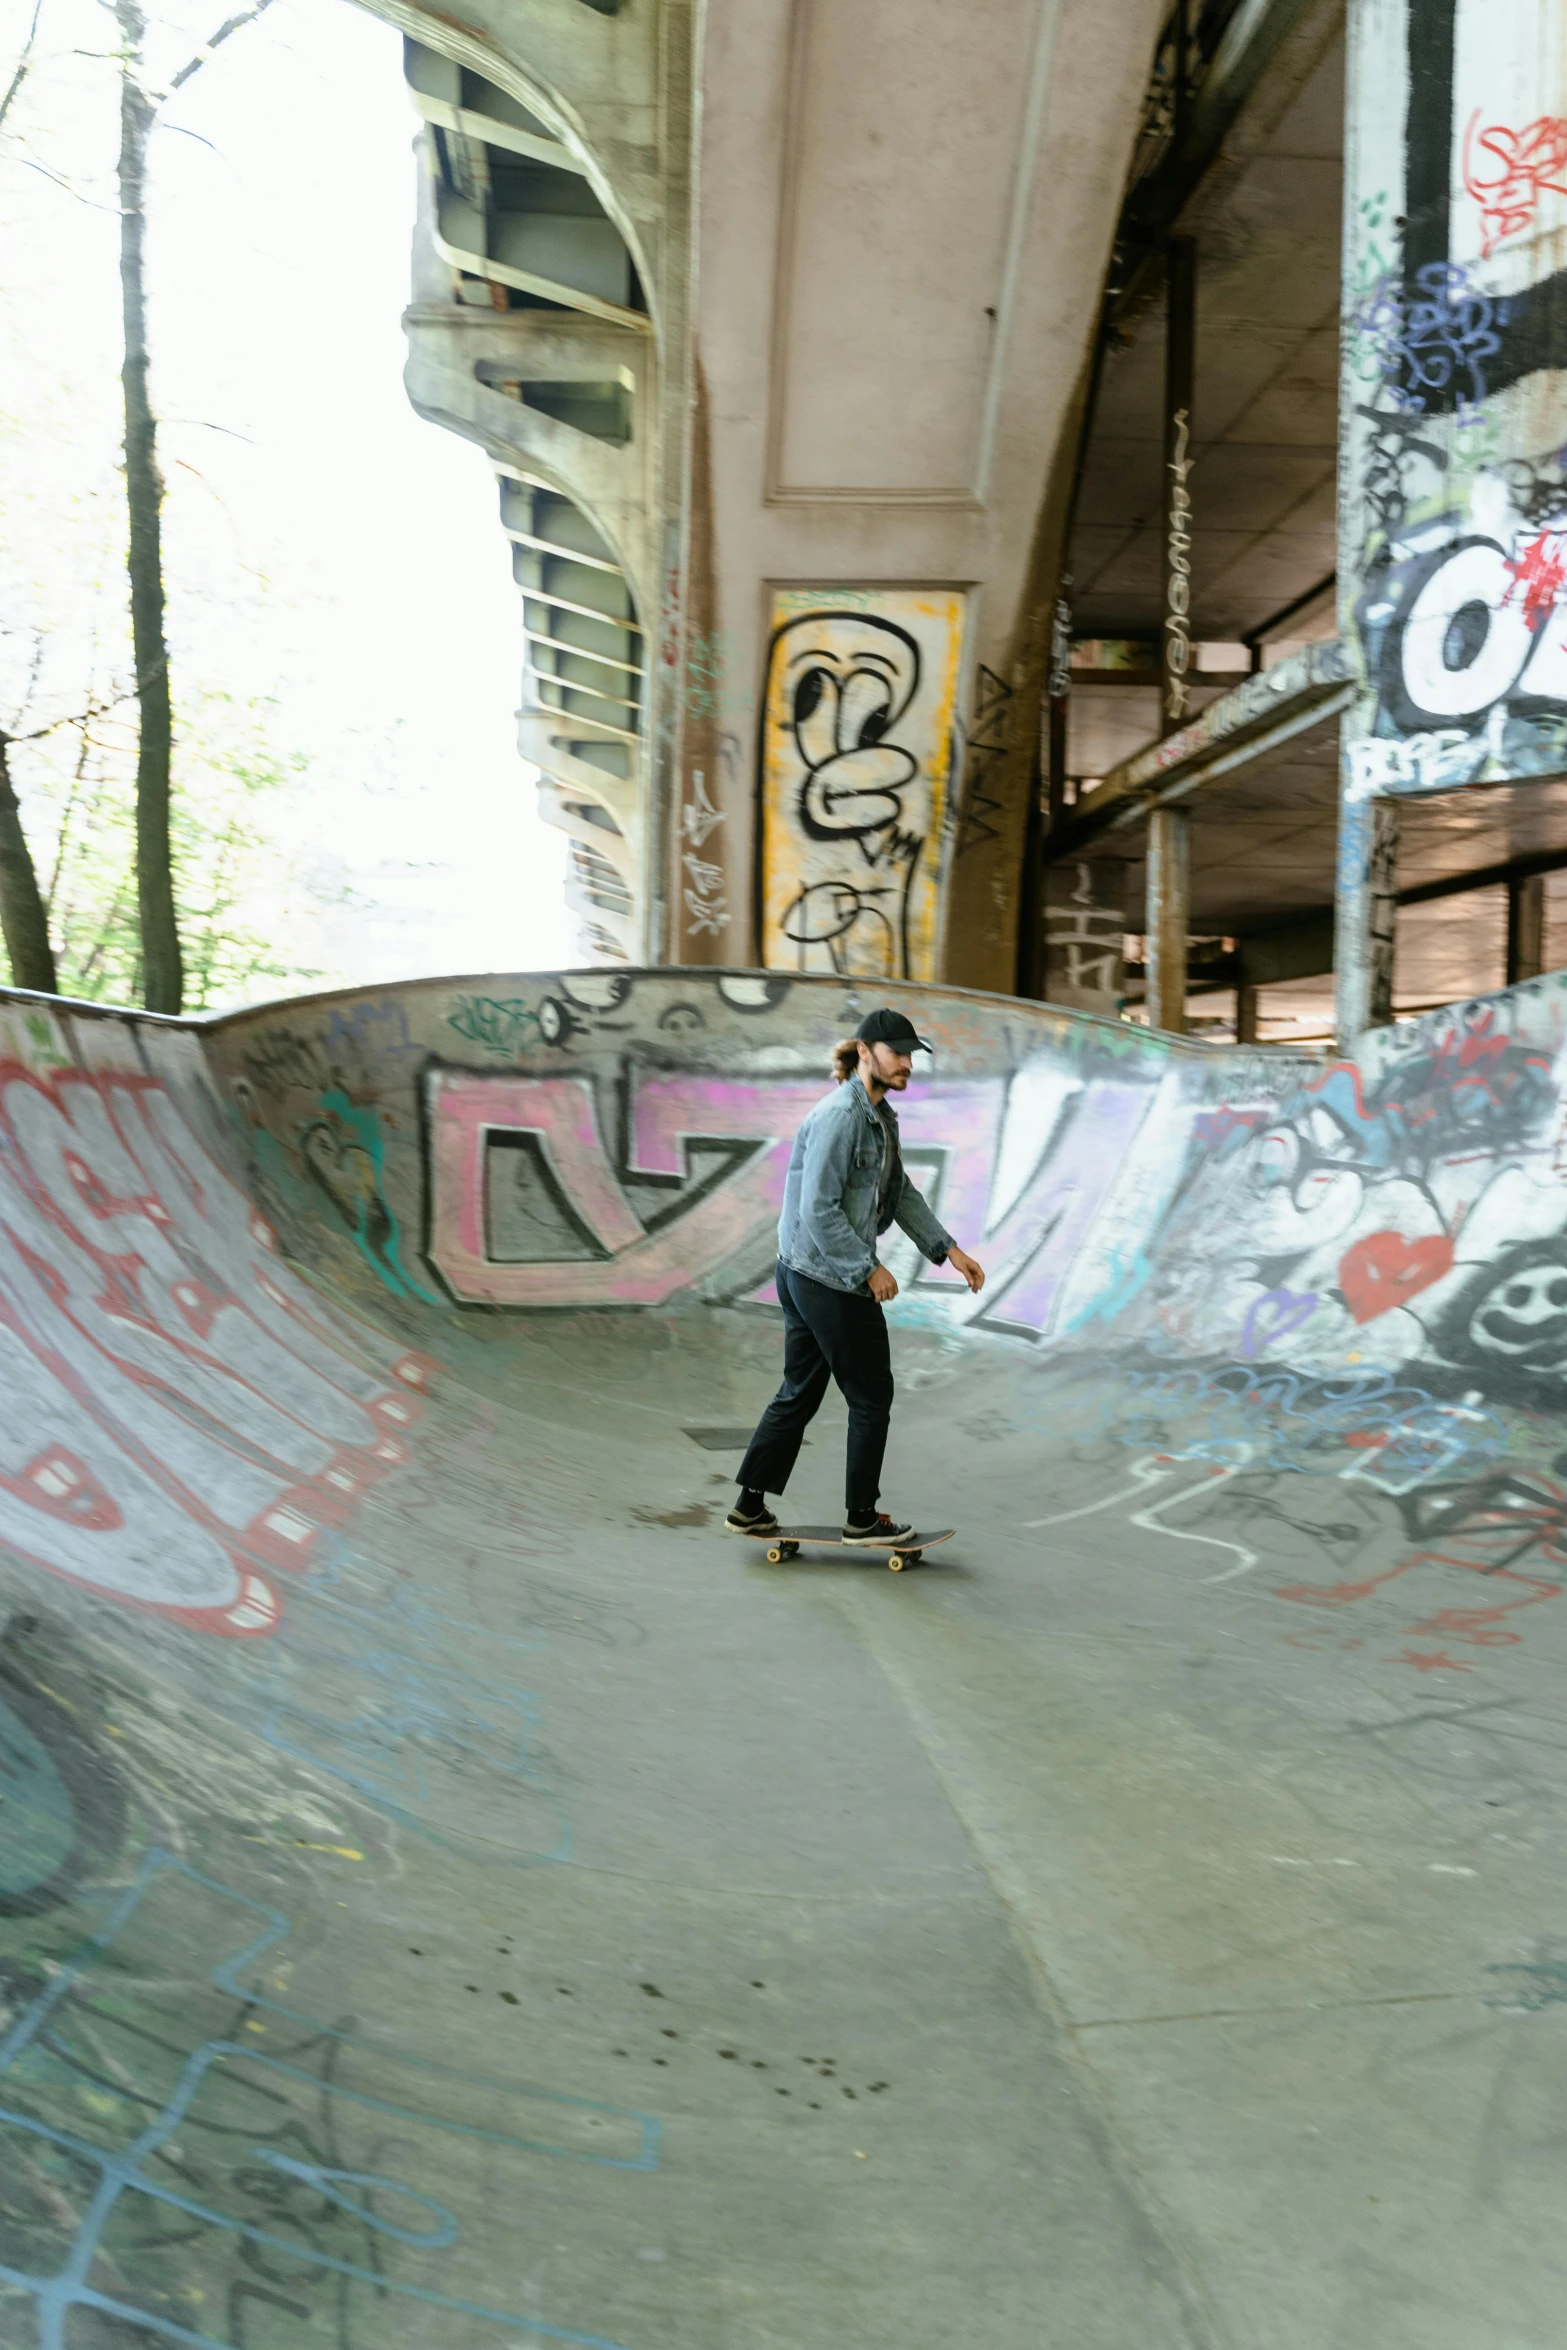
[727,1008,985,1545]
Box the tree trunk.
[0,734,59,993]
[116,0,183,1014]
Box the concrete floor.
[6,1291,1565,2349]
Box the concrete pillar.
[1236,984,1260,1044]
[1043,860,1124,1014]
[1335,785,1399,1042]
[1507,873,1546,985]
[1145,808,1190,1035]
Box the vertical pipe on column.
[1146,806,1190,1035]
[1507,873,1546,985]
[1335,778,1399,1042]
[1161,237,1197,736]
[1147,232,1196,1034]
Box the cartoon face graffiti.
[758,591,966,983]
[775,613,921,856]
[1436,1241,1567,1376]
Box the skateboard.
[743,1524,955,1572]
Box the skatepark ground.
[2,966,1566,2348]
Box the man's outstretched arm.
[892,1173,984,1293]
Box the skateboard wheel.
[766,1545,784,1564]
[888,1554,906,1571]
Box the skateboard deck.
[742,1524,954,1571]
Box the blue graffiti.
[244,1545,573,1865]
[1353,260,1507,415]
[301,1087,441,1303]
[325,997,424,1065]
[991,1354,1505,1489]
[0,1846,659,2349]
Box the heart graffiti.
[1339,1229,1455,1324]
[1239,1288,1319,1358]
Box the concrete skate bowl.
[3,965,1567,2350]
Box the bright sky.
[0,0,572,1005]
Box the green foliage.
[0,689,333,1009]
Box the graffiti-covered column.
[1337,0,1567,1039]
[1336,788,1400,1035]
[756,591,968,982]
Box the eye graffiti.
[1350,495,1567,795]
[1370,522,1567,734]
[781,618,922,887]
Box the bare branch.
[8,686,137,747]
[15,152,120,209]
[0,0,46,139]
[168,0,277,94]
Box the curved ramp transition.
[1,966,1566,2350]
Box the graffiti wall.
[0,999,432,1639]
[14,960,1567,1638]
[758,588,966,980]
[197,962,1567,1408]
[1341,0,1567,800]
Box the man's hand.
[867,1263,899,1303]
[947,1245,985,1295]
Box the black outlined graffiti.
[954,665,1012,857]
[1350,486,1567,794]
[777,615,922,850]
[759,597,964,980]
[779,878,904,979]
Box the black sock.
[739,1487,765,1513]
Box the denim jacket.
[776,1077,952,1295]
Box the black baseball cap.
[854,1007,932,1052]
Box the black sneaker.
[842,1512,914,1545]
[726,1499,778,1534]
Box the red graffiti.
[1462,110,1567,259]
[1338,1229,1454,1323]
[0,1062,434,1637]
[1505,526,1567,622]
[1275,1468,1567,1648]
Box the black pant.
[738,1261,893,1516]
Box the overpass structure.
[386,0,1166,980]
[2,962,1566,2346]
[380,0,1567,1061]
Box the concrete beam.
[1116,0,1337,311]
[1047,637,1352,856]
